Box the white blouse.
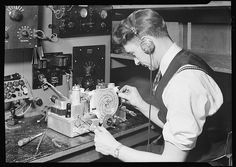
[159,43,223,150]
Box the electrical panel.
[51,5,112,38]
[5,6,38,49]
[73,45,105,90]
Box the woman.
[94,9,223,162]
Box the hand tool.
[34,130,47,156]
[18,133,43,147]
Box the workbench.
[5,112,161,162]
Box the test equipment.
[41,77,127,137]
[5,6,38,49]
[51,5,112,38]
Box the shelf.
[193,52,231,74]
[111,52,231,73]
[111,53,134,60]
[112,2,231,9]
[112,3,231,23]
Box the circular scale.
[89,88,119,123]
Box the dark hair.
[113,9,170,45]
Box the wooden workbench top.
[5,111,153,162]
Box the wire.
[47,5,65,19]
[33,29,58,42]
[147,54,153,152]
[15,103,32,117]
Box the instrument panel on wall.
[5,6,38,49]
[51,5,112,38]
[73,45,105,90]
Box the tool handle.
[18,133,43,147]
[18,137,32,147]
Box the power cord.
[147,54,153,152]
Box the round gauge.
[100,10,108,19]
[17,26,33,40]
[80,8,88,18]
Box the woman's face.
[123,40,158,71]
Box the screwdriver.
[18,132,43,147]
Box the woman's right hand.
[118,85,145,109]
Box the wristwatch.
[113,144,123,158]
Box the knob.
[101,22,106,29]
[13,81,19,87]
[19,80,25,86]
[9,9,23,21]
[59,20,66,31]
[35,97,43,106]
[68,21,75,28]
[21,29,29,37]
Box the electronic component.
[47,81,125,137]
[51,5,112,38]
[73,45,105,90]
[4,73,33,103]
[5,6,38,49]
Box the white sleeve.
[162,70,223,150]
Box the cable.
[147,54,153,152]
[47,5,65,19]
[33,29,58,42]
[15,102,32,117]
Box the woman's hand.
[94,126,121,156]
[118,85,145,109]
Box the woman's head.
[113,9,170,46]
[113,9,171,70]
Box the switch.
[9,9,23,21]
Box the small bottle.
[71,84,81,105]
[65,103,71,118]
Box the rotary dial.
[17,26,33,40]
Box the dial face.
[90,88,118,122]
[80,8,88,18]
[17,26,33,40]
[100,10,107,19]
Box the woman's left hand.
[94,126,121,156]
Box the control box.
[51,5,112,38]
[73,45,105,90]
[5,6,38,49]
